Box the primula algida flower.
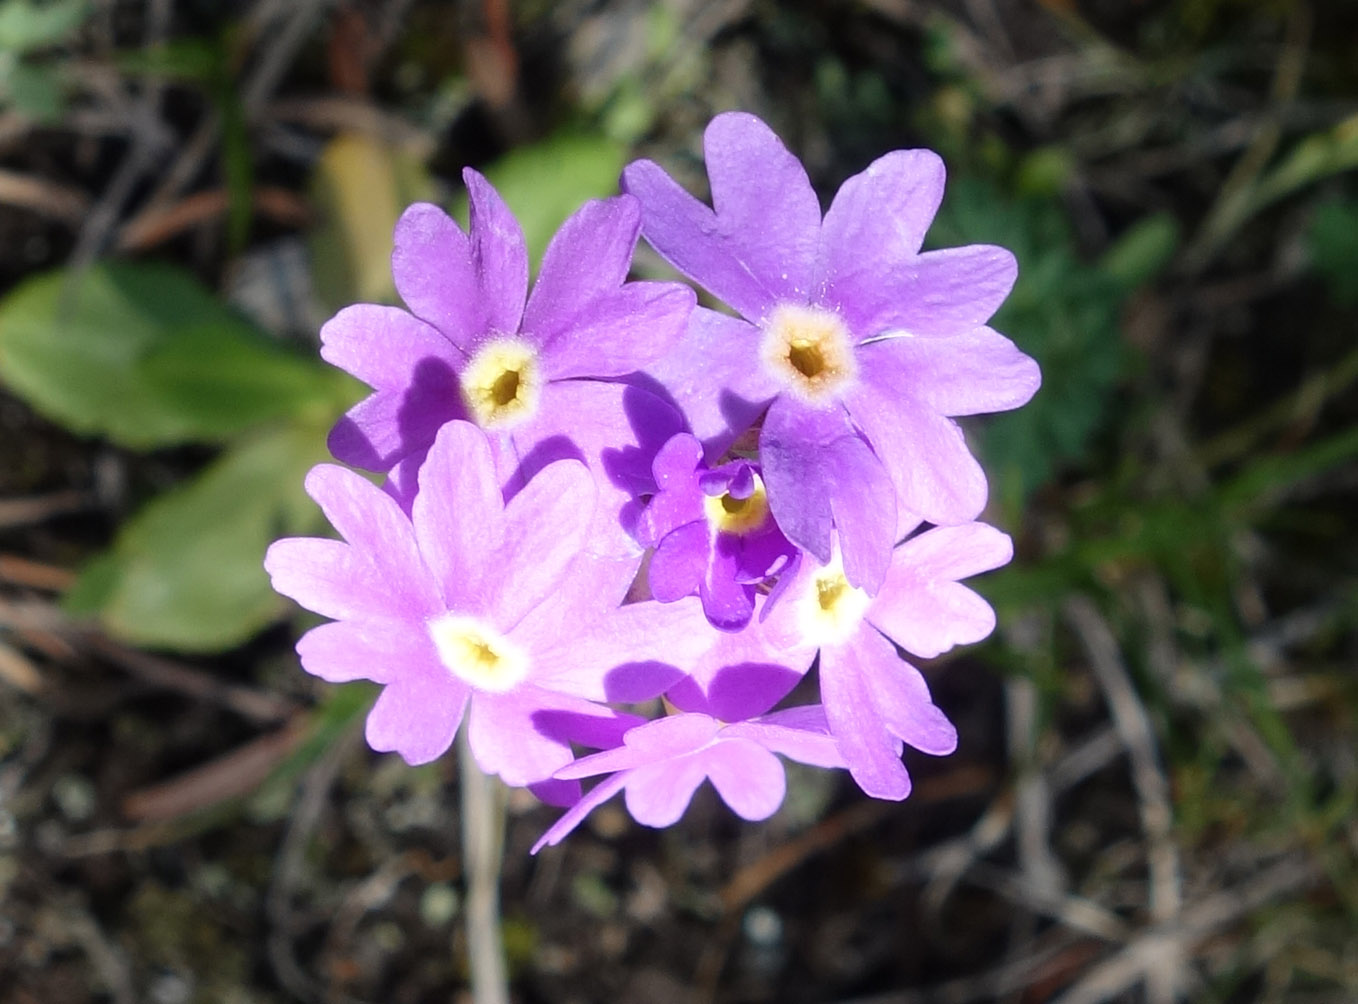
[762,523,1013,799]
[623,112,1040,591]
[638,432,797,631]
[321,169,695,557]
[265,420,715,799]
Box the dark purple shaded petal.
[411,420,504,614]
[858,327,1040,418]
[365,673,469,766]
[870,523,1010,658]
[700,542,756,630]
[845,377,987,526]
[820,635,912,799]
[703,740,785,820]
[649,520,709,602]
[760,397,897,592]
[818,149,946,329]
[849,245,1017,340]
[732,521,797,583]
[463,168,528,340]
[391,202,481,350]
[666,601,813,720]
[294,620,433,685]
[643,308,779,460]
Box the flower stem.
[458,730,510,1004]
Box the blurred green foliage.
[0,0,88,120]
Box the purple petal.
[320,303,462,388]
[699,545,756,631]
[294,619,434,685]
[365,673,469,766]
[644,308,779,459]
[867,643,959,757]
[729,706,847,769]
[759,397,896,591]
[820,637,912,800]
[859,327,1040,418]
[463,168,529,340]
[559,713,721,779]
[703,740,786,820]
[818,149,946,331]
[622,112,821,321]
[412,421,504,614]
[638,434,705,546]
[845,379,987,526]
[649,521,709,602]
[391,202,480,351]
[857,245,1017,340]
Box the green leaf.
[451,131,627,266]
[64,422,333,652]
[1308,196,1358,307]
[0,262,340,448]
[0,0,88,52]
[1099,212,1179,290]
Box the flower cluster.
[265,112,1040,849]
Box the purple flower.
[638,433,798,630]
[264,420,715,799]
[762,523,1012,799]
[532,706,847,852]
[623,112,1040,590]
[321,170,695,557]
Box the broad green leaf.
[0,261,340,447]
[1,59,62,120]
[451,131,627,266]
[0,0,87,52]
[63,421,332,652]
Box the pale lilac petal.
[643,308,778,459]
[730,707,847,769]
[845,383,987,526]
[624,757,710,827]
[503,552,640,664]
[819,149,946,330]
[638,435,705,546]
[412,421,504,613]
[266,465,440,619]
[294,619,435,684]
[558,714,721,779]
[464,168,528,340]
[524,196,639,333]
[391,202,480,350]
[532,772,630,852]
[623,113,820,320]
[760,397,897,591]
[486,458,596,630]
[365,673,468,766]
[870,649,958,757]
[530,597,709,702]
[869,524,1010,658]
[859,245,1017,339]
[857,328,1040,417]
[703,740,785,820]
[649,521,708,602]
[820,638,912,800]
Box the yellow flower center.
[428,614,529,693]
[702,475,770,536]
[797,555,870,646]
[461,336,543,428]
[759,303,856,403]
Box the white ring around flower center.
[461,336,543,429]
[428,613,529,693]
[796,554,871,646]
[759,303,856,403]
[702,474,771,536]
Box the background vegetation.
[0,1,1355,1001]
